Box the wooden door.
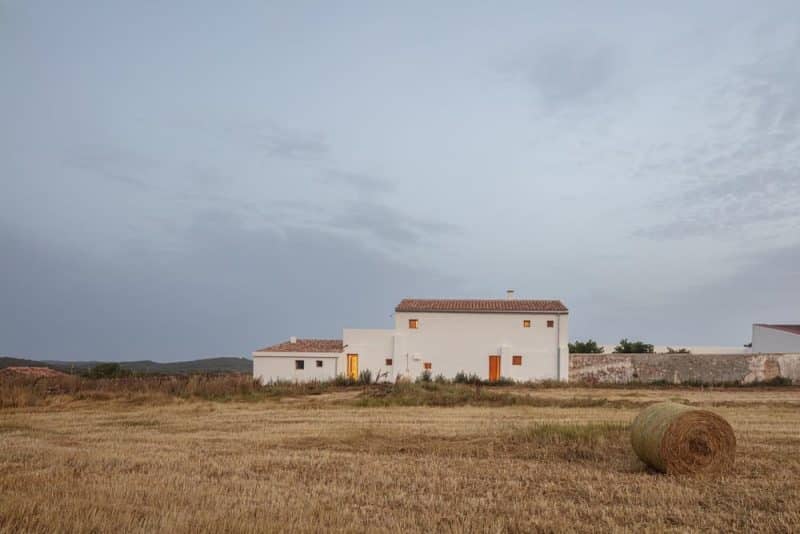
[347,354,359,379]
[488,355,501,382]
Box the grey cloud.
[0,215,458,361]
[65,144,156,189]
[319,170,395,195]
[656,244,800,342]
[329,201,460,247]
[196,118,329,161]
[685,168,800,200]
[568,243,800,345]
[506,40,620,107]
[637,39,800,241]
[6,1,800,355]
[635,207,799,241]
[737,38,800,134]
[639,167,800,241]
[258,125,328,160]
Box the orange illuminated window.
[385,358,393,366]
[512,355,522,366]
[409,319,419,329]
[523,320,531,328]
[423,362,432,370]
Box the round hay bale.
[630,402,736,475]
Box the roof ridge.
[395,298,568,313]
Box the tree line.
[568,339,690,354]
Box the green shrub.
[416,370,432,383]
[568,340,605,353]
[333,374,357,387]
[453,371,482,385]
[433,373,448,384]
[357,370,372,385]
[613,339,654,353]
[493,376,516,386]
[83,363,131,379]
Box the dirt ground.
[1,387,799,533]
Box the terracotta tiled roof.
[256,339,343,353]
[395,299,568,314]
[755,324,800,336]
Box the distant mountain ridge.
[0,356,253,375]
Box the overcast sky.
[2,1,799,361]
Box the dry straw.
[630,402,736,475]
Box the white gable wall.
[393,311,569,381]
[752,326,800,353]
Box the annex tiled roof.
[755,324,800,336]
[395,299,568,314]
[256,339,343,353]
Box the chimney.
[289,336,297,343]
[506,289,515,300]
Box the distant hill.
[0,356,54,369]
[0,356,253,375]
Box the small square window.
[385,358,393,366]
[547,320,554,328]
[523,320,531,328]
[409,318,419,329]
[295,360,304,370]
[512,355,522,366]
[316,360,323,368]
[423,362,432,370]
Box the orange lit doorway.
[488,355,501,382]
[347,354,359,379]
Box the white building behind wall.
[253,294,569,383]
[752,324,800,353]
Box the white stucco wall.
[252,352,340,383]
[393,311,569,381]
[342,329,395,381]
[752,326,800,353]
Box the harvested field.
[1,386,799,532]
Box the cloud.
[318,170,395,195]
[637,37,800,241]
[328,201,460,247]
[637,168,800,241]
[569,243,800,345]
[257,125,328,160]
[505,39,621,108]
[65,144,157,189]
[0,215,458,361]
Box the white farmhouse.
[752,324,800,353]
[252,293,569,383]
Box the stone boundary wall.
[569,353,800,384]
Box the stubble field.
[1,384,799,533]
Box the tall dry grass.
[0,373,262,408]
[4,373,800,411]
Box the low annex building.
[252,293,569,383]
